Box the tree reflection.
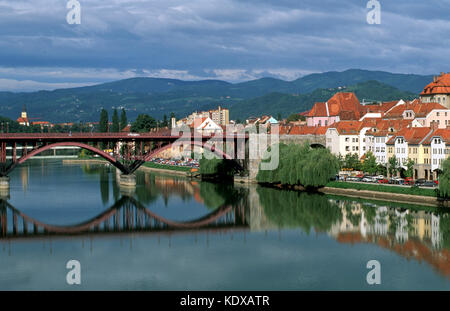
[257,187,343,233]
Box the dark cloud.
[0,0,449,90]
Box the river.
[0,159,449,290]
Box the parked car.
[390,177,404,185]
[362,177,373,182]
[422,181,437,187]
[347,176,361,182]
[377,178,389,184]
[375,175,385,179]
[404,177,414,185]
[415,179,427,186]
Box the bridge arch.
[3,197,237,234]
[10,142,129,174]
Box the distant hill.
[0,69,431,122]
[291,69,432,94]
[229,80,417,120]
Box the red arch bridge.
[0,196,248,239]
[0,131,249,177]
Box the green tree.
[99,109,109,133]
[343,153,361,170]
[439,157,450,198]
[162,114,168,128]
[256,142,340,188]
[376,164,387,176]
[120,108,127,131]
[286,113,301,123]
[388,155,398,177]
[112,109,120,132]
[131,114,157,132]
[362,151,377,175]
[405,158,415,178]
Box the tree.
[112,109,119,132]
[286,113,301,123]
[362,151,377,175]
[376,164,387,176]
[439,157,450,198]
[256,142,340,188]
[99,109,109,133]
[120,108,127,131]
[405,158,415,178]
[162,114,168,128]
[130,114,157,132]
[388,156,398,177]
[343,153,361,171]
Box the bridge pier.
[119,173,136,187]
[0,176,10,198]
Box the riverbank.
[63,158,447,207]
[319,186,444,207]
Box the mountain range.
[0,69,432,123]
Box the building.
[420,72,450,108]
[193,117,222,135]
[179,106,230,127]
[386,127,439,179]
[326,121,365,157]
[17,105,30,126]
[245,115,278,129]
[306,92,364,127]
[382,99,450,128]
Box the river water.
[0,159,449,290]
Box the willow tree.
[257,142,340,188]
[439,157,450,198]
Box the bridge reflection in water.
[0,196,248,239]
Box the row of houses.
[304,73,450,180]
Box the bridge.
[0,196,248,239]
[0,131,250,188]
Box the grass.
[142,162,192,172]
[325,181,437,197]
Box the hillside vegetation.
[0,69,427,122]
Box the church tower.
[21,104,27,119]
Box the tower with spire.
[17,104,30,126]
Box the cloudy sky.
[0,0,449,91]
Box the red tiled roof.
[328,121,364,135]
[306,92,363,120]
[386,127,433,145]
[421,73,450,96]
[383,100,447,119]
[306,102,327,117]
[361,101,398,115]
[422,128,450,144]
[287,125,327,135]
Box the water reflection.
[2,160,450,285]
[255,187,450,277]
[0,197,247,238]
